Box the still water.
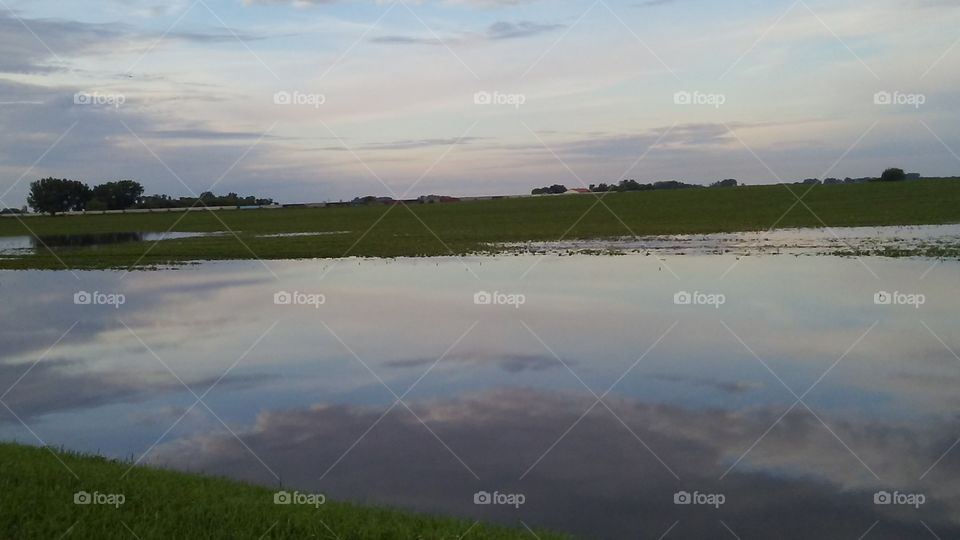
[0,231,216,256]
[0,253,958,538]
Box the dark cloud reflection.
[152,389,960,539]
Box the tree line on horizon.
[22,178,275,216]
[531,168,914,195]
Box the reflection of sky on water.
[0,254,958,538]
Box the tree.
[710,179,738,188]
[879,168,906,182]
[531,184,568,195]
[27,178,90,215]
[90,180,144,210]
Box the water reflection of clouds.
[151,389,960,539]
[1,254,960,538]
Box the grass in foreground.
[0,443,569,540]
[1,179,959,269]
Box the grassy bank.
[1,180,959,269]
[0,443,568,539]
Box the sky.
[0,0,958,204]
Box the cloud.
[370,19,563,45]
[152,388,960,538]
[0,358,271,423]
[649,373,760,394]
[244,0,540,6]
[322,136,485,151]
[0,11,271,74]
[384,352,563,373]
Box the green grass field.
[1,180,959,269]
[0,443,568,540]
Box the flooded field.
[1,249,957,538]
